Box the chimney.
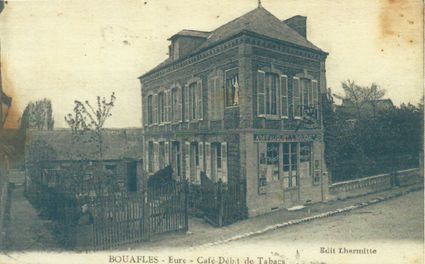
[283,15,307,38]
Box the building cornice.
[139,31,328,83]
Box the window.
[208,74,224,120]
[257,71,288,117]
[282,143,298,188]
[189,82,197,120]
[147,95,153,125]
[293,77,319,119]
[159,141,165,169]
[265,73,278,115]
[280,75,289,117]
[225,69,239,107]
[171,87,182,122]
[258,143,280,187]
[299,142,311,178]
[211,143,222,181]
[184,80,203,121]
[148,141,154,173]
[293,77,301,118]
[190,142,200,183]
[158,92,165,123]
[172,141,181,179]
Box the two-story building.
[139,5,329,217]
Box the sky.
[0,0,422,128]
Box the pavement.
[3,185,59,252]
[129,183,423,250]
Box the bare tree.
[64,92,116,196]
[334,80,386,119]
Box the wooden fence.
[200,172,246,227]
[27,180,189,250]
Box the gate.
[200,172,246,227]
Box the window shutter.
[185,142,191,181]
[312,80,319,117]
[183,85,189,122]
[218,72,224,119]
[145,141,149,172]
[280,75,288,118]
[197,80,203,120]
[178,87,183,122]
[154,141,159,172]
[152,94,157,124]
[208,77,214,120]
[164,91,169,122]
[257,71,265,116]
[205,142,211,178]
[221,142,228,183]
[293,77,301,118]
[199,142,204,171]
[143,97,148,127]
[165,141,170,165]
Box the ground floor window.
[172,141,181,179]
[257,141,313,190]
[159,141,165,169]
[190,142,200,183]
[148,141,154,173]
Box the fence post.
[142,187,150,241]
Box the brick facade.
[139,6,329,218]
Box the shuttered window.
[147,95,153,125]
[208,73,224,120]
[312,80,319,119]
[280,75,288,118]
[197,80,203,120]
[184,142,191,181]
[221,142,228,183]
[153,141,159,172]
[257,70,265,116]
[205,142,211,178]
[165,141,170,165]
[293,77,301,118]
[184,85,190,122]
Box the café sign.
[253,133,321,142]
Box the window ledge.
[258,115,281,120]
[225,105,240,109]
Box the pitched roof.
[195,7,323,52]
[168,29,211,40]
[26,129,143,161]
[141,7,326,78]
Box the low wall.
[328,168,422,200]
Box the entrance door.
[127,161,138,192]
[299,142,312,178]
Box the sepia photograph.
[0,0,423,263]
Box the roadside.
[3,185,59,252]
[128,183,423,250]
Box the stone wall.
[328,168,422,200]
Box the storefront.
[244,132,328,216]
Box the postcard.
[0,0,423,263]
